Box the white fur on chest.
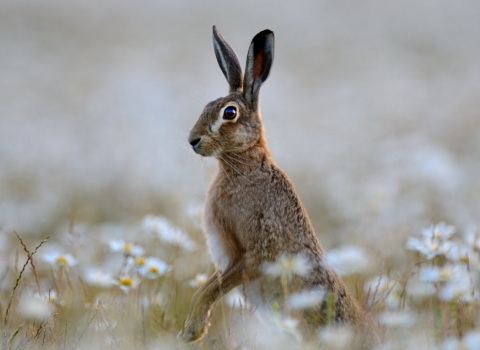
[203,215,230,271]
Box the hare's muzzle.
[188,136,202,153]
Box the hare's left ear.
[243,29,274,109]
[213,26,243,93]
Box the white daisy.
[109,240,144,257]
[326,245,370,276]
[378,310,416,328]
[440,279,476,303]
[189,273,209,288]
[407,222,456,260]
[83,268,115,288]
[34,290,58,303]
[286,287,326,310]
[262,253,312,279]
[318,325,354,349]
[423,222,456,241]
[142,215,197,251]
[43,252,77,268]
[446,243,479,267]
[19,292,54,321]
[139,257,171,279]
[442,331,480,350]
[114,275,140,294]
[419,264,468,283]
[406,236,452,260]
[276,317,302,342]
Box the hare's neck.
[218,143,273,176]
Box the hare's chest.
[203,182,249,271]
[203,215,230,271]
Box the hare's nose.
[189,137,201,148]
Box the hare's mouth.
[189,139,216,157]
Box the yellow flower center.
[119,278,134,287]
[440,269,451,280]
[149,267,159,274]
[135,257,145,266]
[281,258,294,271]
[123,243,132,252]
[56,256,68,265]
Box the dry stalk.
[3,235,50,327]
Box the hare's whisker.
[222,153,251,167]
[226,152,250,162]
[219,156,254,184]
[219,160,234,186]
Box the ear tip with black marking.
[253,29,274,41]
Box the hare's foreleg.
[180,259,251,342]
[189,272,219,307]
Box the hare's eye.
[223,106,237,120]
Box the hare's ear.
[212,26,243,93]
[243,29,274,109]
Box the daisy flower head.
[465,228,480,251]
[114,275,140,294]
[139,257,171,279]
[34,290,58,304]
[423,222,456,241]
[378,310,417,328]
[109,240,144,257]
[419,264,468,283]
[83,268,115,288]
[326,245,370,276]
[189,273,208,288]
[43,252,77,268]
[142,215,197,251]
[276,317,302,342]
[440,278,476,303]
[446,243,479,267]
[19,292,54,321]
[318,325,354,350]
[286,287,326,310]
[128,256,147,269]
[442,331,480,350]
[407,223,456,260]
[262,253,312,279]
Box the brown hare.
[180,26,371,345]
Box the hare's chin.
[193,147,216,158]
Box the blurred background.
[1,0,479,262]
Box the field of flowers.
[1,0,480,349]
[3,215,480,349]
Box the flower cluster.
[407,223,478,303]
[40,215,199,295]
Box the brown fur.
[179,26,376,346]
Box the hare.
[180,26,371,344]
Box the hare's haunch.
[180,26,370,344]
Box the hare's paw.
[177,313,211,343]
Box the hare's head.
[188,26,274,157]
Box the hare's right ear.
[243,29,274,109]
[212,26,243,93]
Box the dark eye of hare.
[223,106,237,120]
